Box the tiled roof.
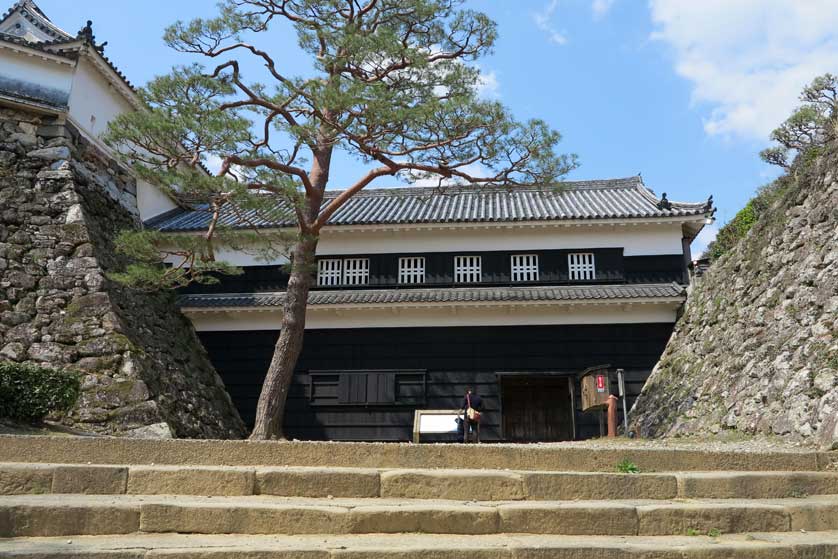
[149,177,714,232]
[178,283,687,310]
[0,1,72,42]
[0,2,137,95]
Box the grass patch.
[616,459,640,474]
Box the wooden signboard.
[580,366,611,412]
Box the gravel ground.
[0,420,828,454]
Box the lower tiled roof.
[178,283,686,310]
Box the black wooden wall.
[181,252,686,294]
[199,323,674,441]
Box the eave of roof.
[149,177,715,232]
[0,1,72,42]
[0,2,139,106]
[178,283,687,312]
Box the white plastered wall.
[0,48,74,104]
[318,222,685,256]
[167,221,687,267]
[67,56,131,140]
[186,301,680,331]
[137,178,178,219]
[66,58,178,220]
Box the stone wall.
[631,147,838,449]
[0,107,246,438]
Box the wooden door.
[502,377,574,442]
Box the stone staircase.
[0,436,837,557]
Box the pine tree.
[106,0,578,440]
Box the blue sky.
[32,0,838,254]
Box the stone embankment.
[0,436,837,557]
[631,144,837,449]
[0,108,245,438]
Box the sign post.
[617,369,628,433]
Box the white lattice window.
[511,254,539,282]
[317,259,343,286]
[342,258,370,285]
[568,253,596,281]
[454,256,482,283]
[399,257,426,284]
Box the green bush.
[0,362,81,423]
[705,178,791,261]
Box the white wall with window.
[343,258,370,286]
[568,252,596,280]
[318,257,370,286]
[454,256,482,283]
[317,259,343,286]
[511,254,539,282]
[399,257,426,284]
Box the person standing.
[460,387,483,443]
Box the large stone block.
[0,503,140,537]
[677,472,838,499]
[256,467,379,498]
[636,503,790,535]
[0,464,53,495]
[128,466,255,496]
[140,503,350,535]
[52,465,128,495]
[380,469,524,501]
[27,146,71,161]
[497,502,638,535]
[523,472,678,500]
[786,497,838,531]
[348,504,498,534]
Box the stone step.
[3,531,838,558]
[3,462,838,501]
[2,435,832,472]
[2,494,837,537]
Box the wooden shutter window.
[338,373,369,404]
[317,259,342,286]
[312,370,426,406]
[568,252,596,281]
[398,257,426,284]
[454,255,482,283]
[343,258,370,285]
[511,254,539,282]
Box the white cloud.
[592,0,615,19]
[649,0,838,140]
[477,70,500,99]
[533,1,568,45]
[693,223,718,257]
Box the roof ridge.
[322,177,644,198]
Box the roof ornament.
[76,20,107,52]
[657,192,672,211]
[704,195,716,216]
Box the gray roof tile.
[149,177,713,232]
[178,283,686,310]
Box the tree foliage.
[705,178,790,261]
[760,73,838,169]
[708,73,838,261]
[106,0,579,286]
[105,0,579,439]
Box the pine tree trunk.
[249,235,318,440]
